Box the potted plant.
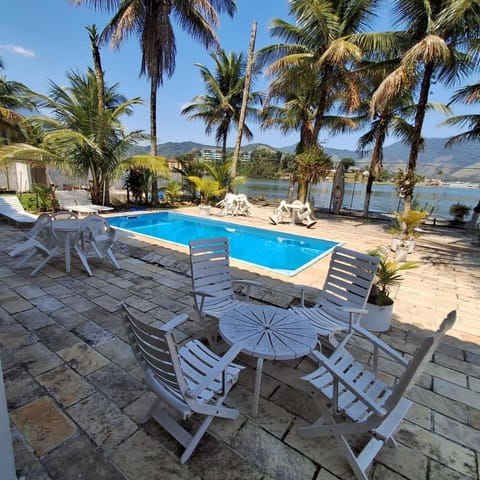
[390,209,429,256]
[361,247,418,332]
[187,176,224,215]
[449,202,471,224]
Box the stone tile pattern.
[1,207,479,480]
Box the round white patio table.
[219,304,316,417]
[51,219,86,273]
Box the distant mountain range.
[133,138,480,181]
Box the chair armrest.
[160,313,190,332]
[232,279,261,301]
[340,306,368,315]
[308,350,387,416]
[185,342,244,398]
[232,279,262,288]
[350,324,409,367]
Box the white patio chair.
[121,303,244,464]
[51,210,78,220]
[216,193,238,216]
[234,194,253,216]
[74,215,120,275]
[189,237,261,349]
[295,201,317,228]
[9,213,60,276]
[297,310,456,480]
[291,246,380,349]
[269,200,291,225]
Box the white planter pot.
[198,205,211,216]
[361,302,393,332]
[391,238,415,253]
[395,246,409,262]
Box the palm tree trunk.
[88,25,109,205]
[231,20,257,179]
[405,62,434,210]
[88,26,105,113]
[150,76,159,206]
[362,119,386,217]
[222,132,227,164]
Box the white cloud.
[0,44,35,58]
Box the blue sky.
[1,0,477,151]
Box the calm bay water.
[237,178,480,219]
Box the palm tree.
[0,63,38,143]
[187,175,224,205]
[443,82,480,146]
[200,159,245,192]
[442,81,480,227]
[295,146,332,203]
[0,69,168,204]
[370,0,480,210]
[181,49,262,163]
[257,0,380,153]
[71,0,237,205]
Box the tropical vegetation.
[2,0,480,218]
[367,247,419,306]
[72,0,236,205]
[181,49,262,164]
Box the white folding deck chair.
[291,246,380,349]
[121,303,244,464]
[297,310,456,480]
[9,213,60,276]
[189,237,261,349]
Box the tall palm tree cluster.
[1,0,480,214]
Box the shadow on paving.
[0,218,479,480]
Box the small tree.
[187,176,224,205]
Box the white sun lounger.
[0,194,37,226]
[55,190,114,214]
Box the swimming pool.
[109,211,340,276]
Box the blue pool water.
[109,211,340,276]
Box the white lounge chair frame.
[291,246,380,348]
[121,303,244,464]
[55,190,113,214]
[297,310,456,480]
[0,194,37,225]
[189,237,261,348]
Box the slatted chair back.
[318,246,380,319]
[121,303,243,464]
[298,310,456,480]
[122,304,189,414]
[189,237,233,304]
[386,310,456,410]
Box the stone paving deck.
[1,205,479,480]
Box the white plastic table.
[285,202,304,224]
[51,219,86,273]
[219,304,316,416]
